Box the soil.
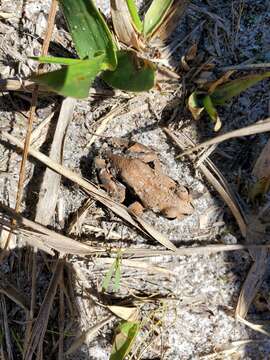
[0,0,270,359]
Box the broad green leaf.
[125,0,143,32]
[110,321,139,360]
[59,0,117,69]
[101,50,156,91]
[143,0,174,37]
[211,72,270,105]
[32,54,106,98]
[203,95,222,131]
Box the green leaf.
[113,257,122,291]
[125,0,143,32]
[102,259,116,292]
[58,0,117,69]
[31,56,88,66]
[101,50,156,92]
[211,72,270,105]
[203,95,222,131]
[143,0,174,37]
[187,91,205,120]
[110,321,139,360]
[32,54,106,98]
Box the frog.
[94,138,194,219]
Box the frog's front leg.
[128,201,144,216]
[95,157,126,203]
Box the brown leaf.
[235,216,270,319]
[150,0,190,41]
[253,138,270,180]
[110,0,143,49]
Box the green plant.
[188,71,270,131]
[32,0,188,98]
[110,321,140,360]
[102,253,122,292]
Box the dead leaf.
[235,216,269,319]
[179,117,270,157]
[253,138,270,179]
[110,0,143,49]
[207,70,235,94]
[150,0,190,41]
[108,306,139,321]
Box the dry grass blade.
[235,255,269,319]
[58,273,65,360]
[200,340,266,359]
[123,243,270,257]
[97,258,173,275]
[87,105,124,148]
[202,160,247,237]
[30,112,55,146]
[253,137,270,179]
[0,272,29,311]
[1,132,176,251]
[237,316,270,337]
[68,198,95,234]
[221,62,270,71]
[235,217,269,319]
[0,203,100,255]
[0,295,14,360]
[179,117,270,157]
[24,259,64,360]
[35,97,76,225]
[235,136,270,319]
[65,316,114,356]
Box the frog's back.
[111,156,176,212]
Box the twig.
[35,97,76,225]
[179,117,270,157]
[221,62,270,71]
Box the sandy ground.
[0,0,270,359]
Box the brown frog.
[95,139,194,219]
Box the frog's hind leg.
[128,201,144,216]
[95,156,126,203]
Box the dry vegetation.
[0,0,270,359]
